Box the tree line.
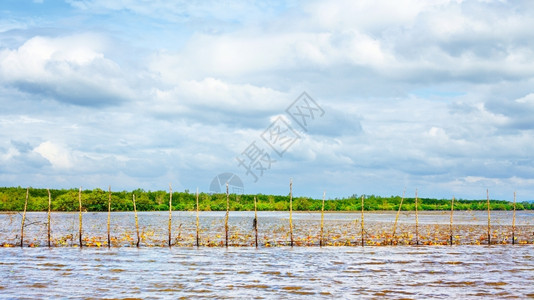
[0,187,532,212]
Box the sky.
[1,0,534,201]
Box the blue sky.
[1,0,534,200]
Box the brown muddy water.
[1,211,533,298]
[1,211,533,247]
[1,245,534,298]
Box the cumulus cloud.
[0,34,138,106]
[34,141,73,169]
[151,78,288,120]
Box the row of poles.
[18,182,518,248]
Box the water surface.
[1,211,532,246]
[1,246,533,299]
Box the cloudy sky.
[1,0,533,200]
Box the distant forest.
[0,187,532,212]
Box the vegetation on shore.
[0,187,532,212]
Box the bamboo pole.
[415,189,419,246]
[20,187,29,248]
[196,188,200,248]
[107,186,111,248]
[78,187,83,248]
[168,184,172,247]
[361,195,365,247]
[133,194,140,247]
[392,190,405,245]
[289,178,294,247]
[450,196,455,246]
[225,182,229,248]
[47,189,51,248]
[320,191,325,247]
[487,189,491,245]
[512,191,516,245]
[254,196,258,248]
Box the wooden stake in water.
[254,196,258,248]
[225,182,229,248]
[392,190,405,245]
[20,187,29,248]
[107,186,111,248]
[78,187,83,248]
[168,184,172,247]
[320,191,325,247]
[512,191,516,245]
[196,188,200,248]
[487,189,491,245]
[450,196,455,246]
[361,195,365,247]
[133,194,140,247]
[47,189,51,248]
[289,178,294,247]
[415,189,419,246]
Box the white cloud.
[33,141,74,169]
[515,93,534,105]
[146,0,534,91]
[150,30,393,82]
[152,77,287,114]
[0,34,139,106]
[1,34,105,78]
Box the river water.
[1,211,533,246]
[1,211,533,298]
[1,246,533,299]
